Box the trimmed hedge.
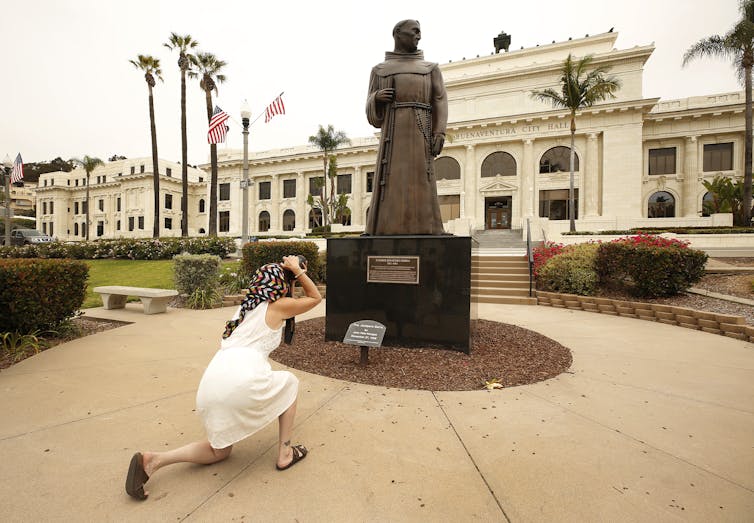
[241,241,321,282]
[173,254,222,295]
[595,242,707,297]
[0,237,237,260]
[0,259,88,332]
[538,243,600,296]
[564,226,754,235]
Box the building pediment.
[480,176,518,193]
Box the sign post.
[342,320,386,366]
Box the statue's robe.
[365,50,448,235]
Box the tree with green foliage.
[129,54,163,238]
[189,52,227,236]
[307,155,351,228]
[531,54,621,232]
[70,155,104,241]
[164,33,199,237]
[702,175,745,223]
[684,0,754,226]
[308,125,350,227]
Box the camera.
[282,254,308,283]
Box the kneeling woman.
[126,255,322,500]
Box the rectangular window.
[75,202,79,215]
[199,176,203,183]
[43,201,47,214]
[50,202,54,214]
[49,223,53,237]
[117,197,121,212]
[337,174,352,194]
[98,199,104,212]
[82,201,88,214]
[129,217,135,231]
[219,211,230,232]
[703,142,734,171]
[130,166,135,175]
[283,179,296,198]
[75,179,79,187]
[165,193,173,209]
[219,183,230,201]
[166,167,172,177]
[539,189,579,220]
[309,177,323,196]
[366,171,374,193]
[117,220,121,231]
[259,181,271,200]
[102,175,106,183]
[164,217,172,229]
[648,147,676,175]
[138,216,144,229]
[96,176,100,184]
[438,195,460,222]
[42,222,47,234]
[140,165,145,173]
[50,179,54,186]
[97,221,104,237]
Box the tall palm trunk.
[148,83,160,238]
[569,114,576,232]
[205,89,218,236]
[744,58,753,226]
[85,171,90,240]
[322,155,329,227]
[180,66,189,237]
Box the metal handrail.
[526,218,534,297]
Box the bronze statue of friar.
[364,19,448,236]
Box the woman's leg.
[143,439,233,476]
[277,399,297,468]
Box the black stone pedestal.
[325,236,472,353]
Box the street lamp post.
[240,100,251,248]
[2,155,12,247]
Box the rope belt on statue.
[394,101,434,181]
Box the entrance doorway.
[486,197,512,229]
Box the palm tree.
[129,54,163,238]
[164,33,199,237]
[70,155,104,241]
[189,52,227,236]
[684,0,754,226]
[308,125,350,227]
[531,54,620,232]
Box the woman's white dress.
[196,301,299,449]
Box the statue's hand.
[375,88,395,103]
[431,134,445,156]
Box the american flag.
[10,153,23,183]
[207,106,230,144]
[265,94,285,123]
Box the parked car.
[9,229,54,246]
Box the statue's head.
[392,19,421,53]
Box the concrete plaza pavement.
[0,301,753,522]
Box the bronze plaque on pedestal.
[367,256,420,284]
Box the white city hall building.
[36,32,744,242]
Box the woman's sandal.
[276,445,308,471]
[125,452,150,500]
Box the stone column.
[585,133,599,217]
[296,172,306,233]
[464,145,476,224]
[521,139,535,218]
[270,174,280,232]
[352,166,363,227]
[684,136,699,217]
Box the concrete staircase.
[471,253,537,305]
[472,228,527,250]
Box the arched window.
[283,210,295,231]
[648,191,675,218]
[199,199,206,213]
[337,207,352,226]
[540,146,579,173]
[309,208,323,229]
[481,152,516,177]
[702,191,714,217]
[198,228,206,234]
[434,157,460,180]
[259,211,270,232]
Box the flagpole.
[249,92,284,128]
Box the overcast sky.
[1,0,743,167]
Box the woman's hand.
[281,255,304,274]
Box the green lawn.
[83,259,176,308]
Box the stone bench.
[93,286,178,314]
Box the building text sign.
[367,256,420,285]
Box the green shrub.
[0,237,237,260]
[241,241,321,282]
[595,241,707,297]
[538,243,600,296]
[173,253,221,296]
[219,260,249,294]
[0,259,88,332]
[185,288,222,309]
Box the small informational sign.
[343,320,387,347]
[367,256,420,285]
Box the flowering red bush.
[532,241,566,277]
[611,233,690,249]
